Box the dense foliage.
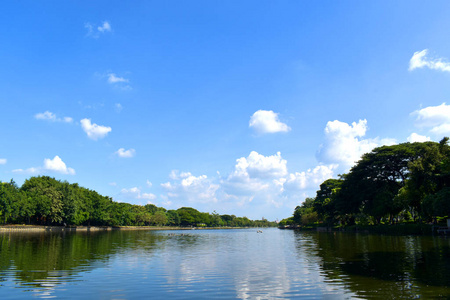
[0,176,276,227]
[280,138,450,227]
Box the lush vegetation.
[280,138,450,228]
[0,176,276,227]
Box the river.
[1,228,449,299]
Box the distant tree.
[0,180,18,224]
[150,210,167,226]
[177,207,200,226]
[166,210,180,226]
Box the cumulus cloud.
[222,151,288,198]
[85,21,112,38]
[43,156,76,175]
[115,148,136,158]
[284,164,337,192]
[317,119,396,171]
[0,158,6,165]
[146,180,152,187]
[161,171,219,205]
[238,151,287,179]
[411,103,450,135]
[13,156,75,175]
[80,118,112,140]
[35,111,73,123]
[158,150,340,219]
[407,133,431,143]
[158,151,339,216]
[409,49,450,72]
[249,110,291,134]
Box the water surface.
[1,228,449,299]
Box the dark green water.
[0,228,449,299]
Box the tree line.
[280,138,450,227]
[0,176,276,227]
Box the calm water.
[1,228,450,299]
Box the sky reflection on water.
[1,229,449,299]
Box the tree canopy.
[0,176,276,227]
[281,138,450,227]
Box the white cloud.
[115,148,136,158]
[409,49,450,72]
[221,151,288,198]
[108,73,129,84]
[97,21,111,33]
[12,167,40,175]
[35,111,73,123]
[411,103,450,135]
[161,172,219,205]
[0,158,6,165]
[43,156,76,175]
[146,180,152,187]
[109,182,117,186]
[13,156,75,175]
[85,21,112,38]
[218,151,338,216]
[407,133,431,143]
[35,111,56,121]
[249,110,291,134]
[80,118,112,140]
[120,187,156,201]
[159,152,338,219]
[284,164,337,192]
[317,119,396,171]
[105,73,132,90]
[430,124,450,135]
[168,170,193,180]
[235,151,287,179]
[141,193,156,200]
[161,182,172,189]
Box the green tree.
[407,138,450,220]
[292,198,317,226]
[335,143,431,224]
[21,176,64,225]
[0,180,18,224]
[313,178,343,225]
[150,210,167,226]
[177,207,199,226]
[166,210,180,226]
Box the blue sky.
[2,1,450,221]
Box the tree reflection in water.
[0,231,166,293]
[294,231,450,299]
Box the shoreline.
[0,225,251,232]
[279,223,438,236]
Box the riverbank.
[280,223,440,235]
[0,225,249,232]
